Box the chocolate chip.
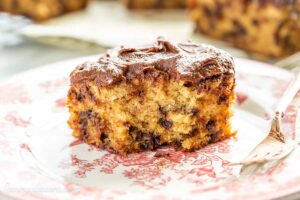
[79,110,93,126]
[221,79,229,87]
[140,143,149,150]
[131,89,144,99]
[127,125,162,151]
[137,90,144,98]
[223,20,247,39]
[158,106,167,116]
[218,94,228,104]
[128,126,143,141]
[232,19,246,35]
[187,128,198,138]
[152,135,161,148]
[136,131,144,141]
[79,118,88,127]
[252,19,260,26]
[141,121,148,127]
[143,70,150,77]
[80,85,98,104]
[206,119,216,132]
[136,132,160,150]
[172,140,182,149]
[128,125,136,133]
[214,3,224,19]
[82,129,89,141]
[209,132,220,144]
[76,93,84,101]
[191,108,199,115]
[159,118,173,129]
[147,134,159,149]
[274,19,291,49]
[203,4,223,29]
[100,133,108,142]
[79,110,93,118]
[183,82,193,87]
[197,79,210,91]
[203,5,212,17]
[123,121,130,126]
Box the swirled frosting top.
[70,38,235,86]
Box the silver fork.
[231,68,300,167]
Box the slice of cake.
[67,38,236,155]
[188,0,300,57]
[0,0,89,21]
[122,0,186,9]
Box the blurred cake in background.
[122,0,186,9]
[0,0,89,21]
[188,0,300,58]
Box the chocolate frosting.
[70,38,234,86]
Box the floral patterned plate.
[0,56,299,200]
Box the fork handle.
[275,69,300,114]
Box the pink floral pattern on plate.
[0,56,299,200]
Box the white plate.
[0,56,299,200]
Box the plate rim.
[0,55,298,200]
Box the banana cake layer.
[0,0,89,21]
[67,38,236,155]
[188,0,300,57]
